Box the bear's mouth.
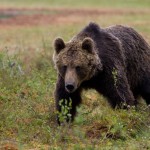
[65,88,76,93]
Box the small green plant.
[57,99,72,124]
[112,67,118,87]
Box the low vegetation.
[0,43,149,149]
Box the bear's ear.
[54,38,65,54]
[82,38,94,53]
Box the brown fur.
[53,22,150,124]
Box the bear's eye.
[75,66,81,72]
[62,65,67,70]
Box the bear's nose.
[65,84,74,92]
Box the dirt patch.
[0,8,150,27]
[0,140,18,150]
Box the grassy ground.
[0,0,150,149]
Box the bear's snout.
[64,68,79,93]
[65,83,75,93]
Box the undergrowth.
[0,48,150,150]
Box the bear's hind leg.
[141,78,150,105]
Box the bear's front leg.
[54,75,82,125]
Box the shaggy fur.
[53,22,150,124]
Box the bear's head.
[53,37,102,93]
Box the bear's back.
[76,23,150,89]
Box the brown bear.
[53,22,150,124]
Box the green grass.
[0,0,150,9]
[0,51,149,149]
[0,1,150,149]
[0,27,150,150]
